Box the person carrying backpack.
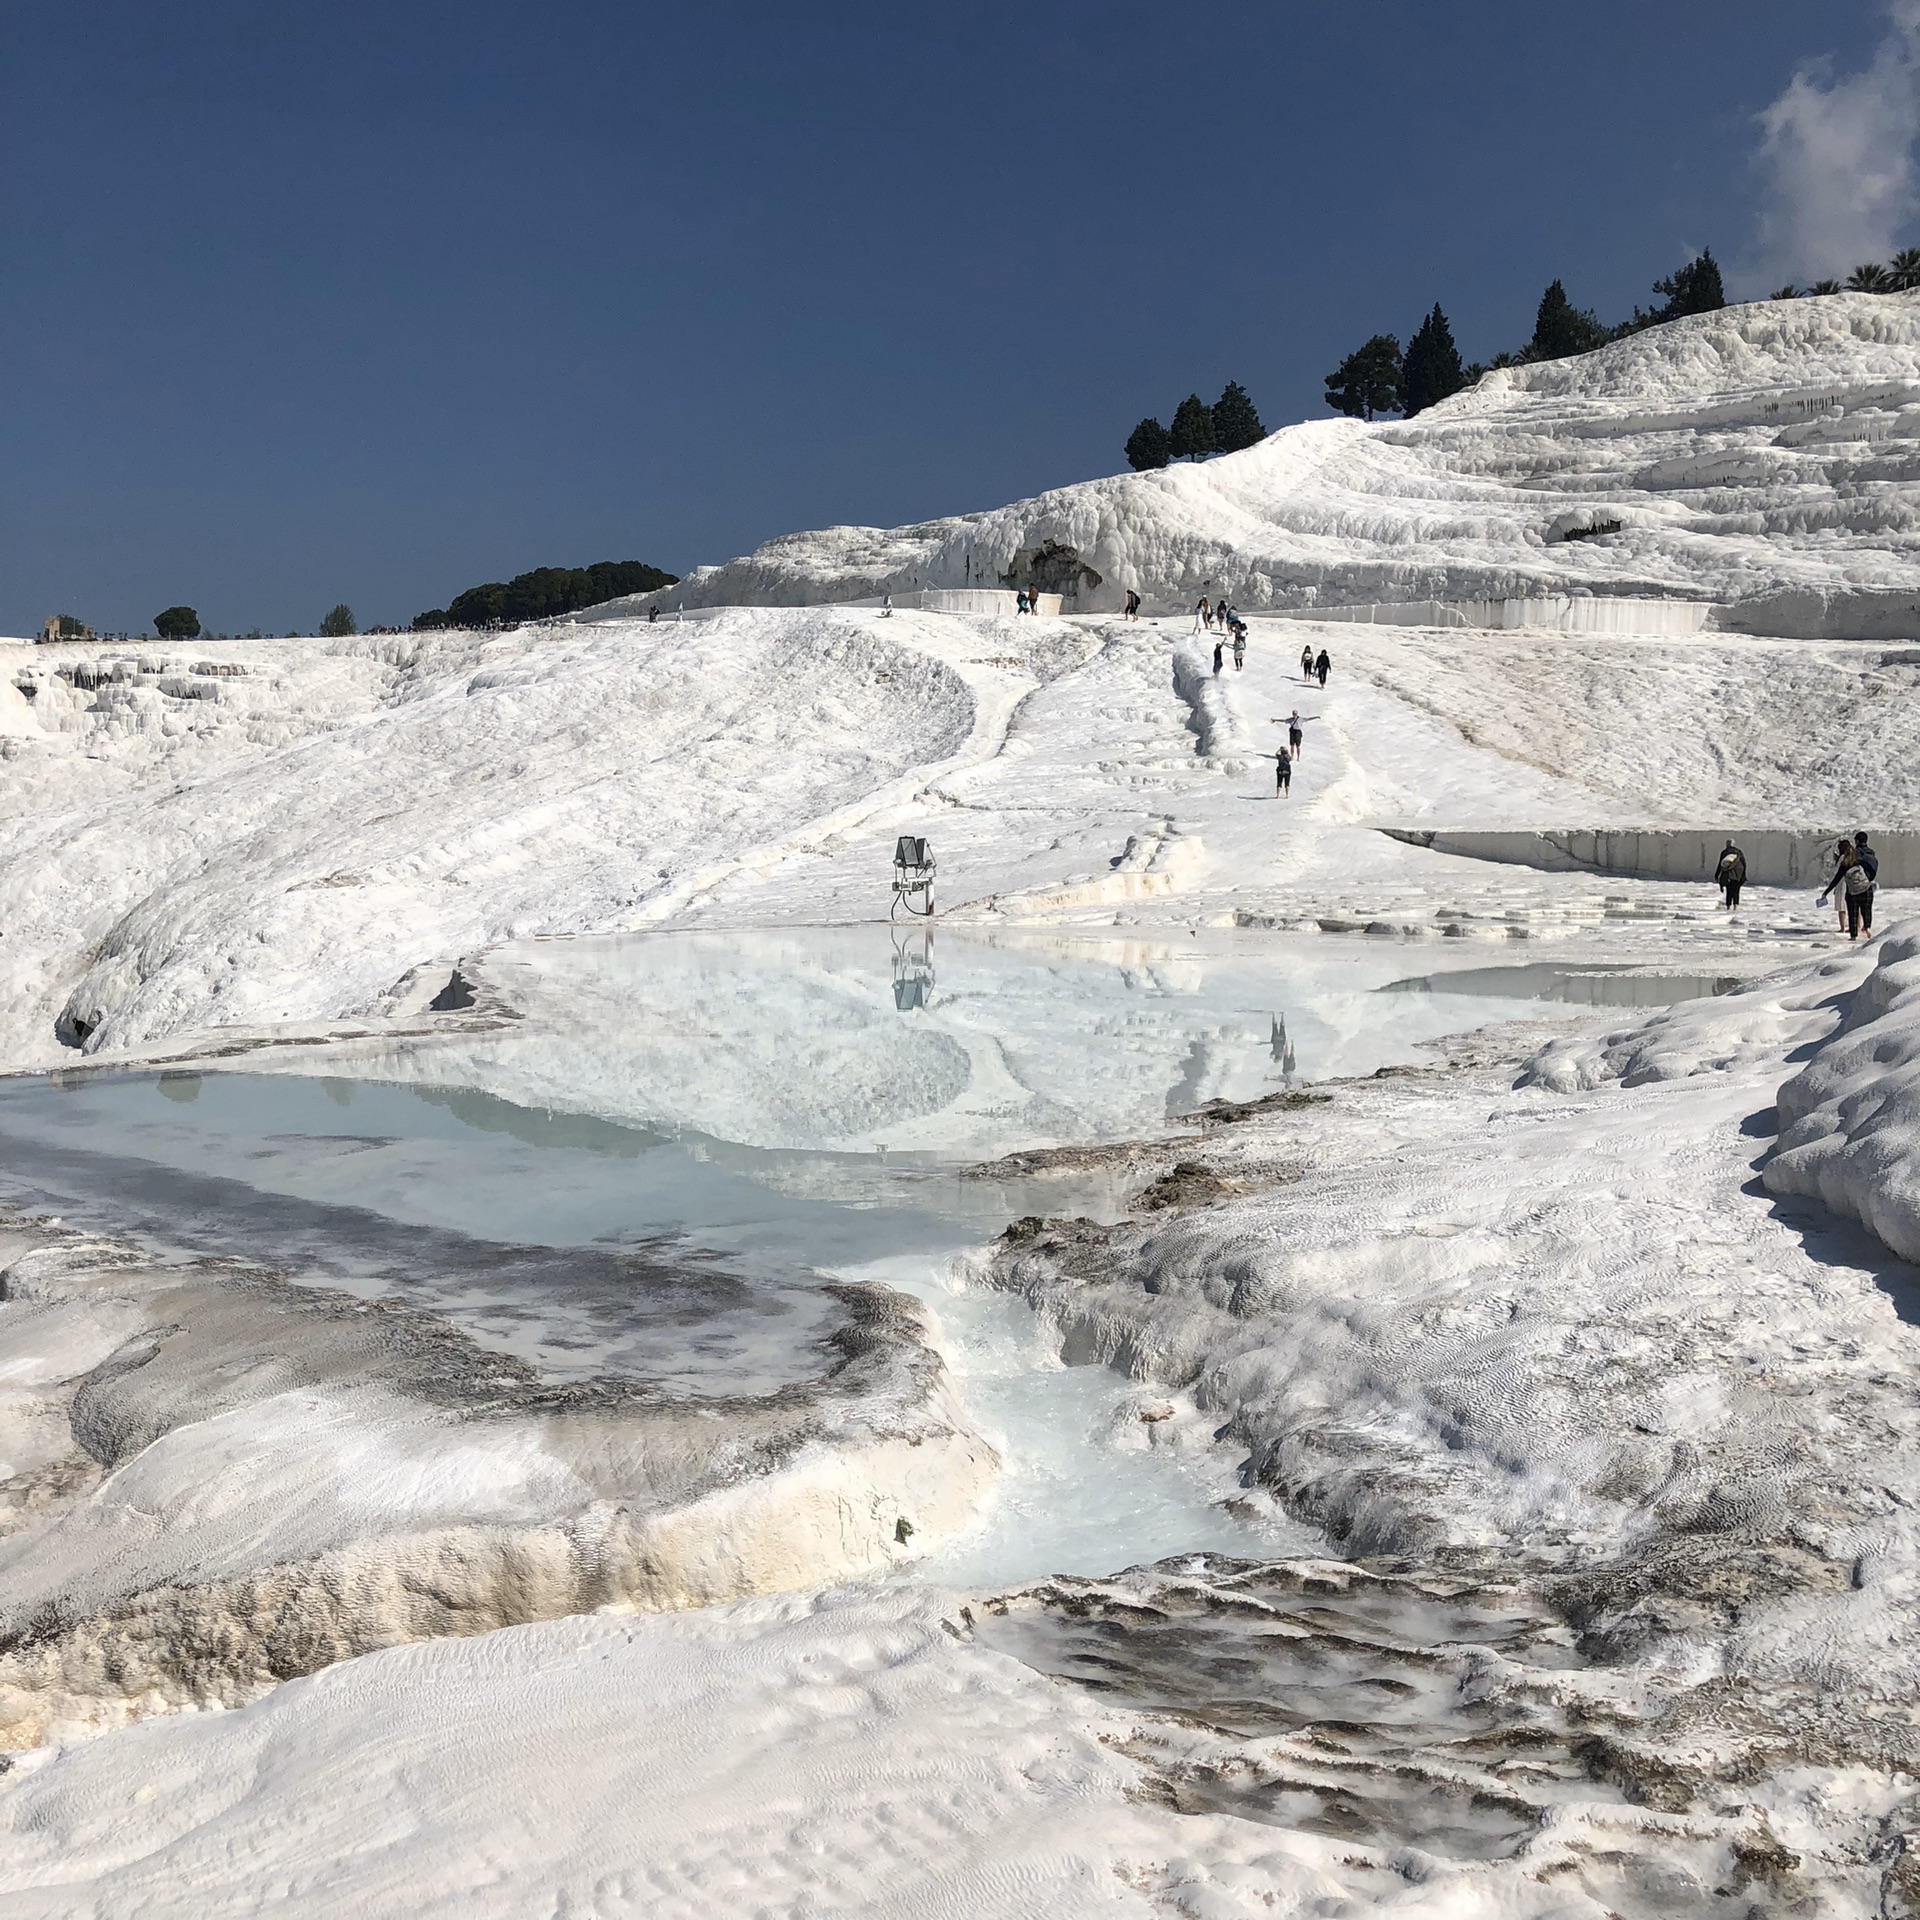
[1274,746,1292,795]
[1714,840,1747,910]
[1123,589,1141,620]
[1231,626,1246,671]
[1819,833,1877,939]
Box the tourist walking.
[1015,587,1029,615]
[1194,595,1212,634]
[1714,839,1747,910]
[1824,838,1854,932]
[1286,709,1313,757]
[1821,831,1879,940]
[1231,627,1246,671]
[1314,647,1331,688]
[1124,589,1141,620]
[1274,746,1292,795]
[1212,639,1224,675]
[1300,643,1314,681]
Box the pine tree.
[1168,393,1217,460]
[1651,250,1725,317]
[1400,305,1467,417]
[1528,282,1609,360]
[1124,417,1172,470]
[1210,382,1265,453]
[320,603,357,637]
[1323,336,1403,419]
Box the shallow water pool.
[0,927,1671,1585]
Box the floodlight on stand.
[891,835,936,919]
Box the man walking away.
[1714,839,1746,910]
[1212,638,1225,675]
[1314,647,1331,688]
[1847,830,1878,939]
[1300,643,1314,681]
[1275,746,1292,795]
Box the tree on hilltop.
[1401,305,1466,417]
[1211,382,1265,453]
[1527,282,1609,360]
[1124,416,1172,470]
[1849,261,1895,291]
[1808,278,1842,295]
[1891,248,1920,290]
[154,606,201,640]
[1169,394,1217,460]
[320,604,357,637]
[1324,336,1403,419]
[1651,250,1725,317]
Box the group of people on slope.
[1715,831,1881,940]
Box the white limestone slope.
[0,610,1021,1069]
[592,293,1920,620]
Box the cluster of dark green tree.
[1770,248,1920,297]
[1125,383,1264,470]
[1324,251,1729,422]
[414,559,679,631]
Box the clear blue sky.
[1,1,1901,636]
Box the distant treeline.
[1771,248,1920,297]
[1323,251,1733,422]
[413,560,678,631]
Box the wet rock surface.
[0,1209,994,1749]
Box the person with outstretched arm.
[1823,838,1853,932]
[1821,830,1878,939]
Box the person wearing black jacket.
[1821,831,1879,939]
[1714,840,1747,909]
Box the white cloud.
[1751,2,1920,287]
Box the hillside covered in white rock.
[599,293,1920,625]
[10,289,1920,1920]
